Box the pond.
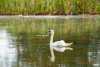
[0,16,100,67]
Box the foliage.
[0,0,100,15]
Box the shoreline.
[0,15,100,19]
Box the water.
[0,16,100,67]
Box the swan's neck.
[50,32,55,62]
[50,32,54,44]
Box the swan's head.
[48,29,54,36]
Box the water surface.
[0,16,100,67]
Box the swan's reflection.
[0,29,17,67]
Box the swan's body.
[49,30,73,62]
[51,40,73,52]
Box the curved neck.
[50,32,54,44]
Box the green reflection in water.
[0,16,100,67]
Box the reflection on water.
[0,29,17,67]
[0,16,100,67]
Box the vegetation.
[0,0,100,15]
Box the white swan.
[49,30,73,62]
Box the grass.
[0,0,100,15]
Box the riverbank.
[0,15,100,19]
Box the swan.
[49,29,73,62]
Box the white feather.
[49,30,73,62]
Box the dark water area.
[0,16,100,67]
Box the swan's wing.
[52,40,66,47]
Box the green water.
[0,16,100,67]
